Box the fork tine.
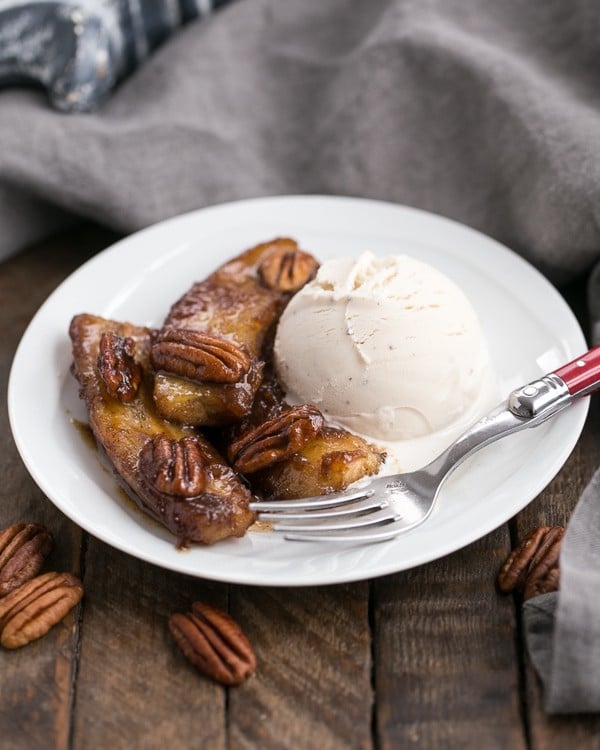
[248,486,374,513]
[283,517,420,544]
[283,517,419,544]
[271,508,395,534]
[255,496,387,521]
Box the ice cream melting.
[273,252,498,473]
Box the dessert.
[69,239,383,544]
[151,237,318,426]
[69,313,255,545]
[69,238,495,545]
[274,252,497,471]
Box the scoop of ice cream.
[273,252,496,450]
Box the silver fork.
[249,346,600,543]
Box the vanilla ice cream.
[273,252,497,472]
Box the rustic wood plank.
[71,557,372,749]
[0,226,115,749]
[228,583,373,750]
[0,507,82,750]
[373,526,527,750]
[70,538,228,750]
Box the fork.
[249,346,600,543]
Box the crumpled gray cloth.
[524,465,600,714]
[1,0,600,282]
[2,0,600,716]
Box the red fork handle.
[554,345,600,397]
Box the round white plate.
[8,196,588,586]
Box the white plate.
[8,196,588,586]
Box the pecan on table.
[228,404,325,473]
[151,330,251,384]
[0,523,53,597]
[97,331,143,403]
[497,525,565,600]
[258,239,320,293]
[0,571,83,649]
[169,601,256,686]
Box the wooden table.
[1,225,599,750]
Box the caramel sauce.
[70,418,96,450]
[70,417,164,531]
[113,484,164,530]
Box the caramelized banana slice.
[69,313,255,545]
[225,374,385,500]
[253,426,384,501]
[152,238,319,426]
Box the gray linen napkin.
[524,466,600,714]
[1,0,600,714]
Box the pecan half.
[0,571,83,649]
[258,240,319,293]
[151,329,251,384]
[140,435,207,497]
[228,404,325,473]
[0,523,53,597]
[497,525,565,600]
[169,601,256,686]
[97,331,143,403]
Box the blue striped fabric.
[0,0,235,111]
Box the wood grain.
[229,584,373,750]
[373,527,527,749]
[0,225,115,749]
[70,539,228,750]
